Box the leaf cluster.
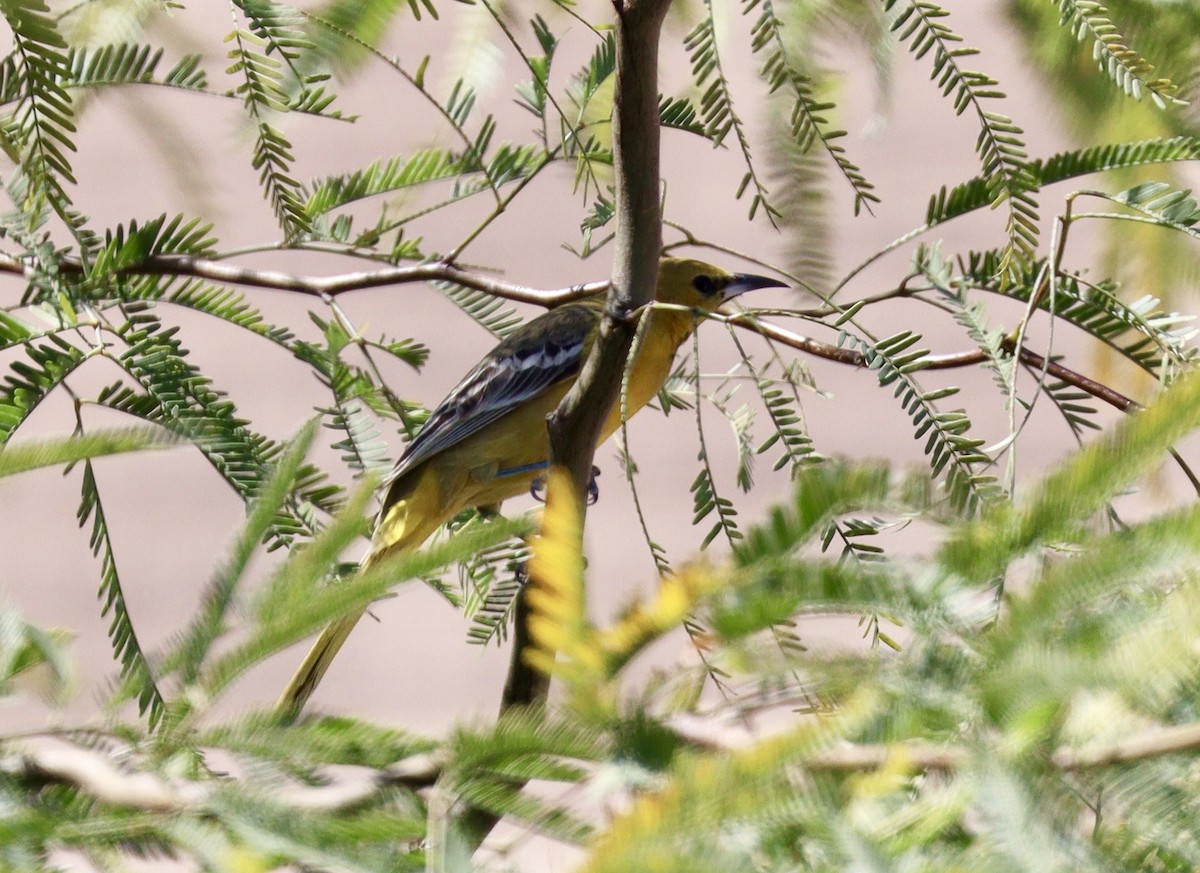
[0,0,1198,869]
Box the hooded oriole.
[276,257,785,718]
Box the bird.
[275,257,786,719]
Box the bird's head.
[655,256,787,313]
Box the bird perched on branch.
[276,257,786,719]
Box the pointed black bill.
[721,272,788,301]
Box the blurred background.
[2,0,1198,747]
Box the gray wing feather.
[384,304,597,487]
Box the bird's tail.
[275,468,446,721]
[274,609,367,722]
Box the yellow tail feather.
[275,466,449,721]
[274,610,366,720]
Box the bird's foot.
[587,465,600,505]
[529,465,601,505]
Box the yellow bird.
[276,257,785,718]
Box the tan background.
[0,0,1168,754]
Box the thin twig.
[0,251,604,306]
[804,741,970,773]
[1052,720,1200,770]
[14,714,1200,816]
[0,246,1154,425]
[723,310,1143,415]
[0,742,445,814]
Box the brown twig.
[0,250,604,307]
[728,313,1200,492]
[0,248,1166,426]
[1,741,443,813]
[799,720,1200,772]
[11,716,1200,817]
[725,311,1143,415]
[1051,721,1200,770]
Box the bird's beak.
[721,272,788,302]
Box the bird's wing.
[385,302,599,485]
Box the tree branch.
[1051,721,1200,770]
[11,717,1200,817]
[672,722,1200,774]
[726,311,1142,415]
[492,0,674,842]
[1,741,444,814]
[0,250,604,307]
[800,721,1200,772]
[544,0,673,504]
[0,244,1149,431]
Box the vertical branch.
[502,0,672,717]
[545,0,672,510]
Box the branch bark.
[501,0,672,721]
[1,741,444,813]
[491,0,674,850]
[12,718,1200,816]
[544,0,673,505]
[0,250,1155,422]
[729,313,1142,415]
[0,250,604,306]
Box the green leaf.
[160,419,320,691]
[202,494,530,696]
[0,608,70,700]
[742,0,878,215]
[0,336,87,444]
[885,0,1036,278]
[944,366,1200,579]
[1050,0,1183,108]
[837,329,1003,515]
[683,4,779,225]
[0,427,179,478]
[78,456,165,726]
[925,136,1200,229]
[202,712,434,771]
[98,310,341,549]
[1,0,77,199]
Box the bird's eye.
[692,274,717,295]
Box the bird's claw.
[529,465,601,504]
[587,465,600,505]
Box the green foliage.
[225,8,313,237]
[956,245,1199,380]
[0,0,77,216]
[167,419,321,689]
[0,426,177,477]
[0,335,87,441]
[885,0,1038,277]
[459,515,530,647]
[0,607,70,700]
[569,383,1200,869]
[925,136,1200,229]
[0,0,1199,869]
[689,334,744,549]
[444,711,603,843]
[685,2,779,224]
[993,1,1198,300]
[1050,0,1182,108]
[78,456,166,726]
[838,326,1005,516]
[1110,180,1200,238]
[66,44,208,92]
[744,0,878,216]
